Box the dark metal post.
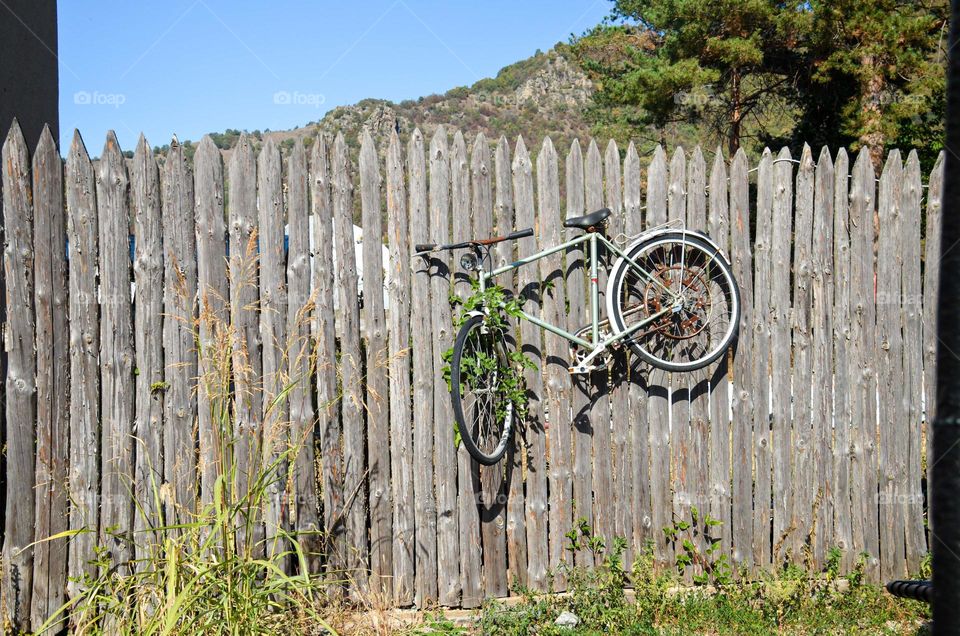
[933,1,960,631]
[0,0,59,150]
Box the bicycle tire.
[450,315,515,465]
[607,231,740,372]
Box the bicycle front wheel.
[608,231,740,372]
[450,315,515,465]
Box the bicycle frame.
[478,230,684,373]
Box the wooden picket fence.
[0,119,942,630]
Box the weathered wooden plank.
[310,135,342,573]
[30,125,68,630]
[585,139,613,548]
[332,133,368,592]
[624,142,651,554]
[258,137,289,565]
[901,150,926,573]
[162,137,198,525]
[473,133,508,599]
[539,137,572,589]
[98,131,135,571]
[286,139,319,572]
[752,149,774,569]
[832,148,853,571]
[497,135,528,585]
[685,146,709,565]
[707,147,731,555]
[770,148,793,563]
[0,122,34,629]
[387,130,415,604]
[923,153,944,559]
[811,146,835,569]
[849,148,880,579]
[729,148,754,570]
[565,139,593,568]
[449,130,482,609]
[605,139,633,560]
[227,134,262,552]
[409,129,438,605]
[877,150,906,581]
[515,136,548,590]
[360,131,393,596]
[131,135,164,554]
[65,130,100,599]
[668,147,690,567]
[428,127,461,605]
[194,136,228,511]
[791,145,814,562]
[646,145,672,567]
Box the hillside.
[159,46,597,163]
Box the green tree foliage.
[574,1,946,165]
[801,0,947,165]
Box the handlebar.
[414,227,533,255]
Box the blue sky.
[58,1,610,150]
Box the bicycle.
[415,207,741,465]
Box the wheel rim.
[616,239,736,369]
[458,323,513,458]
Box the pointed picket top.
[878,149,903,222]
[881,148,903,180]
[408,128,425,171]
[904,149,921,182]
[68,129,90,165]
[472,131,490,169]
[195,135,221,172]
[816,146,833,172]
[4,117,26,151]
[646,144,668,226]
[624,141,642,234]
[798,143,813,171]
[388,129,402,166]
[430,125,448,159]
[135,132,152,160]
[495,134,510,163]
[100,131,128,184]
[732,147,748,174]
[687,146,706,226]
[537,137,559,218]
[360,129,380,186]
[690,145,705,167]
[540,136,557,163]
[333,132,350,180]
[451,129,467,169]
[569,137,583,163]
[604,138,623,230]
[605,138,619,158]
[36,122,57,155]
[709,145,724,174]
[512,135,531,174]
[291,135,307,171]
[585,138,602,181]
[625,141,640,175]
[311,132,328,178]
[853,146,875,188]
[260,134,279,160]
[229,132,255,174]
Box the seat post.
[590,231,599,346]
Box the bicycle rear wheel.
[608,231,740,372]
[450,315,515,465]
